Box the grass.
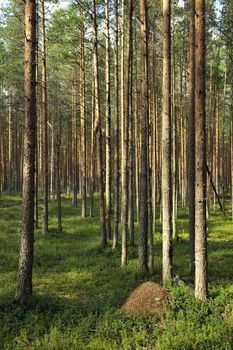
[0,193,233,349]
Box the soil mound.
[121,281,169,316]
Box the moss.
[0,194,233,349]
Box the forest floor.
[1,194,233,350]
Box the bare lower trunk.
[128,0,134,246]
[16,0,36,301]
[80,2,86,217]
[56,110,62,232]
[41,0,49,235]
[162,0,172,285]
[105,0,111,238]
[121,0,129,265]
[113,0,119,249]
[90,65,95,218]
[92,0,107,247]
[194,0,208,300]
[138,0,148,271]
[188,0,195,277]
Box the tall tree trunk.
[105,0,111,237]
[151,41,157,233]
[50,116,55,202]
[162,0,172,284]
[92,0,107,247]
[113,0,119,249]
[41,0,49,235]
[231,79,233,221]
[221,68,227,213]
[188,0,195,277]
[8,102,13,194]
[72,77,78,208]
[56,104,62,232]
[16,0,36,301]
[128,0,134,246]
[138,0,148,271]
[35,17,39,228]
[89,64,95,218]
[194,0,208,300]
[121,0,128,265]
[80,2,86,217]
[172,50,177,241]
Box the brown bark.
[56,104,62,232]
[128,15,134,247]
[80,2,86,217]
[92,0,107,247]
[89,64,95,218]
[188,0,195,277]
[194,0,208,300]
[231,79,233,221]
[41,0,49,235]
[121,0,128,265]
[113,0,119,249]
[138,0,148,271]
[16,0,36,301]
[162,0,172,284]
[105,0,111,237]
[8,102,13,194]
[71,77,78,208]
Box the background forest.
[0,0,233,349]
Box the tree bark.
[138,0,148,271]
[188,0,195,277]
[56,104,62,232]
[194,0,208,300]
[162,0,172,284]
[113,0,119,249]
[71,77,78,208]
[92,0,107,247]
[89,64,95,218]
[41,0,49,235]
[121,0,128,265]
[16,0,36,301]
[80,2,86,217]
[105,0,111,237]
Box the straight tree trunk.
[34,1,39,229]
[151,37,157,262]
[188,0,195,277]
[194,0,208,300]
[71,77,78,208]
[80,2,87,217]
[113,0,119,249]
[89,64,95,218]
[121,0,128,265]
[105,0,111,237]
[8,102,13,194]
[56,105,62,232]
[41,0,49,235]
[92,0,107,247]
[162,0,172,284]
[221,68,227,212]
[50,116,55,202]
[231,79,233,221]
[16,0,36,301]
[138,0,148,271]
[127,0,134,246]
[128,27,134,246]
[172,51,177,241]
[89,60,95,217]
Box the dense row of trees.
[0,0,232,302]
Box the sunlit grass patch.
[0,194,233,349]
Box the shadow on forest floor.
[1,194,233,349]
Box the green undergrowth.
[0,194,233,349]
